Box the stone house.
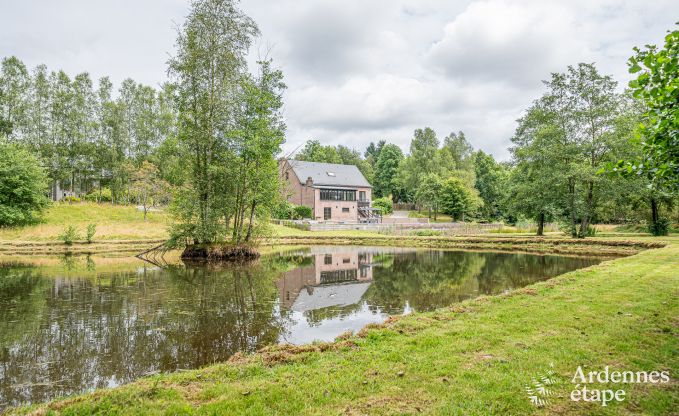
[279,159,380,222]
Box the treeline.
[0,0,285,246]
[294,62,677,235]
[0,56,177,203]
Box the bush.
[59,225,81,245]
[272,201,294,219]
[86,223,97,243]
[648,218,670,236]
[0,140,50,226]
[84,187,113,203]
[63,196,81,203]
[411,229,442,236]
[292,205,313,219]
[372,197,393,215]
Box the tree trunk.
[650,197,659,223]
[537,212,545,236]
[245,199,257,242]
[577,181,594,238]
[568,177,577,238]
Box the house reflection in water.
[277,247,374,313]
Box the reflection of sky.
[278,302,413,345]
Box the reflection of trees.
[475,253,600,295]
[0,262,286,408]
[0,264,49,347]
[365,251,486,313]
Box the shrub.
[86,223,97,243]
[59,225,81,245]
[63,196,81,203]
[648,218,670,236]
[292,205,313,219]
[411,229,442,236]
[272,201,294,219]
[372,197,393,215]
[0,140,50,226]
[84,187,113,203]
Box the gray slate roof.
[288,160,371,188]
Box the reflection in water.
[0,248,603,408]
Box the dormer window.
[326,172,336,177]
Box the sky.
[1,0,676,160]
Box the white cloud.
[0,0,676,160]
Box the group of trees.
[0,56,176,204]
[293,34,678,235]
[0,0,286,245]
[166,0,285,245]
[0,2,676,240]
[294,129,502,222]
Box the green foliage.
[474,151,508,220]
[510,63,631,237]
[648,218,670,236]
[372,197,393,215]
[439,177,480,221]
[272,201,294,219]
[415,173,443,219]
[168,3,284,246]
[0,139,50,226]
[272,202,313,220]
[292,205,312,219]
[62,196,81,203]
[83,187,113,203]
[86,223,97,243]
[410,229,442,236]
[374,143,404,199]
[616,26,678,191]
[59,225,81,245]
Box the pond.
[0,246,604,408]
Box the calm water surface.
[0,246,603,408]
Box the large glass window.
[319,189,356,201]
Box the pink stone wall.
[279,160,315,210]
[313,187,371,221]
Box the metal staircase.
[358,200,382,223]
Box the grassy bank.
[0,203,169,242]
[14,241,678,415]
[1,203,670,257]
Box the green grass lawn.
[15,239,678,415]
[0,202,169,241]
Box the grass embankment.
[0,203,671,257]
[266,235,665,256]
[0,203,169,241]
[15,241,679,415]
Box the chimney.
[306,176,313,187]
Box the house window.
[324,254,332,265]
[342,207,350,213]
[359,191,366,201]
[324,207,331,220]
[342,258,350,264]
[320,189,356,201]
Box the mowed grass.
[15,241,679,415]
[0,203,169,241]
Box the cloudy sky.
[1,0,675,160]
